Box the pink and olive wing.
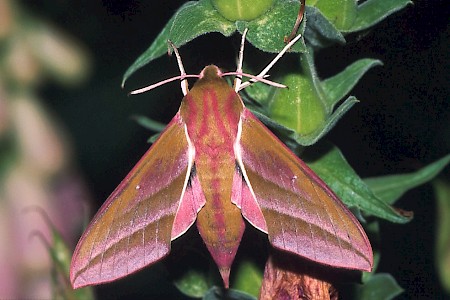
[235,109,373,271]
[70,113,202,288]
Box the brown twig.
[285,0,306,43]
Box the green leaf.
[311,0,357,31]
[311,0,412,32]
[249,110,297,140]
[231,260,263,297]
[303,6,346,49]
[148,133,161,144]
[174,268,210,298]
[305,143,412,223]
[122,0,235,86]
[248,48,370,146]
[362,221,381,282]
[167,0,235,48]
[356,273,404,300]
[133,115,166,132]
[348,0,412,32]
[132,115,165,143]
[322,58,383,108]
[433,179,450,293]
[302,95,357,144]
[236,0,306,53]
[364,154,450,205]
[203,286,257,300]
[25,207,94,300]
[242,82,275,107]
[122,0,355,85]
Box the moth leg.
[168,40,189,96]
[238,33,303,91]
[234,28,248,92]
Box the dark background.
[22,0,449,299]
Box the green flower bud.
[211,0,276,21]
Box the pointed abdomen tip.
[219,267,231,288]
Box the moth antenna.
[130,41,201,96]
[234,28,248,92]
[129,74,200,95]
[222,72,286,89]
[168,40,189,96]
[238,33,303,91]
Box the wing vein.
[100,191,123,278]
[312,182,344,261]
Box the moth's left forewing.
[235,109,373,272]
[70,114,199,288]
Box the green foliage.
[122,0,311,85]
[306,143,412,223]
[365,154,450,205]
[211,0,276,21]
[121,0,447,298]
[174,259,263,299]
[231,260,263,297]
[310,0,412,32]
[246,51,381,145]
[174,268,210,298]
[355,273,404,300]
[203,287,257,300]
[122,0,411,85]
[26,208,94,300]
[321,58,383,107]
[433,179,450,294]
